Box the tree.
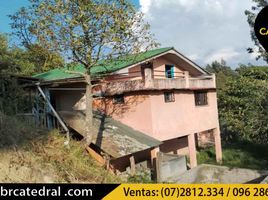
[0,34,17,74]
[219,66,268,143]
[245,0,268,62]
[0,33,59,75]
[0,34,33,75]
[205,59,236,90]
[11,0,158,144]
[236,65,268,80]
[9,7,64,72]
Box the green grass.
[197,142,268,170]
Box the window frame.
[164,92,175,103]
[194,91,208,106]
[113,94,125,104]
[165,64,175,79]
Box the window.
[164,92,175,103]
[165,65,174,78]
[113,94,124,104]
[194,91,208,106]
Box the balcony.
[102,73,216,95]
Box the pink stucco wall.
[95,92,154,136]
[149,90,219,141]
[53,88,220,143]
[101,89,219,142]
[112,93,154,135]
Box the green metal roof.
[33,47,173,81]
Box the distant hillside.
[0,113,120,183]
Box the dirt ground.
[0,149,58,183]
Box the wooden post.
[44,88,52,129]
[129,156,136,176]
[36,83,70,145]
[85,146,106,166]
[188,134,197,168]
[150,147,160,180]
[214,127,223,164]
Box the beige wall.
[105,56,187,82]
[152,57,184,79]
[159,136,188,155]
[52,90,85,111]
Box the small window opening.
[113,94,125,104]
[164,92,175,103]
[194,91,208,106]
[165,65,174,78]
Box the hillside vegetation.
[0,113,120,183]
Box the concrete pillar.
[129,156,136,176]
[188,134,197,168]
[184,71,190,88]
[143,64,153,88]
[212,73,216,88]
[214,127,223,163]
[150,147,159,166]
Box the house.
[33,47,222,172]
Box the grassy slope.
[198,142,268,170]
[0,113,120,183]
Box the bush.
[218,68,268,144]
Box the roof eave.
[113,48,208,75]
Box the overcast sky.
[139,0,266,67]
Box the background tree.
[0,34,33,115]
[205,59,236,90]
[0,34,18,74]
[9,7,64,72]
[11,0,158,144]
[0,33,33,75]
[219,66,268,143]
[204,61,268,144]
[245,0,268,62]
[0,33,59,75]
[236,64,268,80]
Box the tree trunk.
[84,73,93,145]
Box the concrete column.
[144,67,153,81]
[143,64,153,88]
[214,127,223,163]
[150,147,159,167]
[184,71,190,88]
[188,134,197,168]
[129,156,136,176]
[212,73,216,88]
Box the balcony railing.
[102,73,216,95]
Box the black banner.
[0,184,120,200]
[254,6,268,52]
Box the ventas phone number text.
[160,187,268,198]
